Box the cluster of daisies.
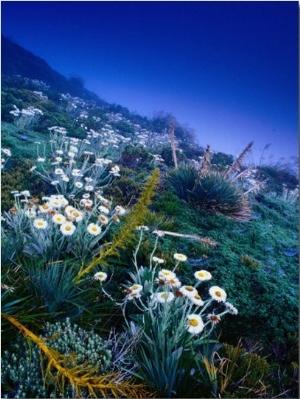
[32,127,121,195]
[9,105,44,118]
[10,190,126,237]
[94,253,238,336]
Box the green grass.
[1,122,49,159]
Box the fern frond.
[75,168,161,283]
[2,313,154,398]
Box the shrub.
[120,145,153,170]
[153,190,181,216]
[258,162,298,193]
[168,166,251,221]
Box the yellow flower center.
[132,285,139,290]
[38,222,44,226]
[65,226,71,231]
[161,293,167,298]
[215,291,222,297]
[92,226,98,231]
[195,294,201,299]
[186,286,194,292]
[189,319,199,327]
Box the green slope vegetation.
[1,65,298,398]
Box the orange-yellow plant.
[75,168,160,283]
[2,312,153,398]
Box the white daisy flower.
[174,253,187,262]
[49,197,63,208]
[159,269,176,281]
[114,205,126,215]
[128,284,143,293]
[137,225,149,231]
[152,256,164,264]
[52,214,66,225]
[225,302,238,315]
[75,181,83,188]
[94,272,107,282]
[98,205,109,214]
[25,209,36,218]
[151,291,175,303]
[64,205,75,217]
[54,168,64,175]
[80,199,93,207]
[98,214,109,225]
[112,215,120,223]
[2,148,12,156]
[21,190,31,197]
[60,222,76,236]
[127,292,141,301]
[194,270,212,281]
[187,314,204,334]
[179,285,198,298]
[39,203,52,213]
[207,313,221,325]
[111,165,120,173]
[71,210,84,222]
[33,218,48,229]
[85,185,94,191]
[72,169,81,177]
[87,223,101,236]
[189,293,204,306]
[60,197,69,206]
[209,286,227,303]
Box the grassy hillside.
[1,70,298,398]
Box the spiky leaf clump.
[168,166,251,221]
[167,165,198,201]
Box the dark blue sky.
[2,1,298,165]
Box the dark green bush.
[168,166,251,221]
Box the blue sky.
[2,1,298,165]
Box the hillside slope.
[1,36,299,399]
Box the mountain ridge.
[1,35,104,104]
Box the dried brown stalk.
[225,141,254,177]
[169,122,178,169]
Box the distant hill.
[1,35,104,103]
